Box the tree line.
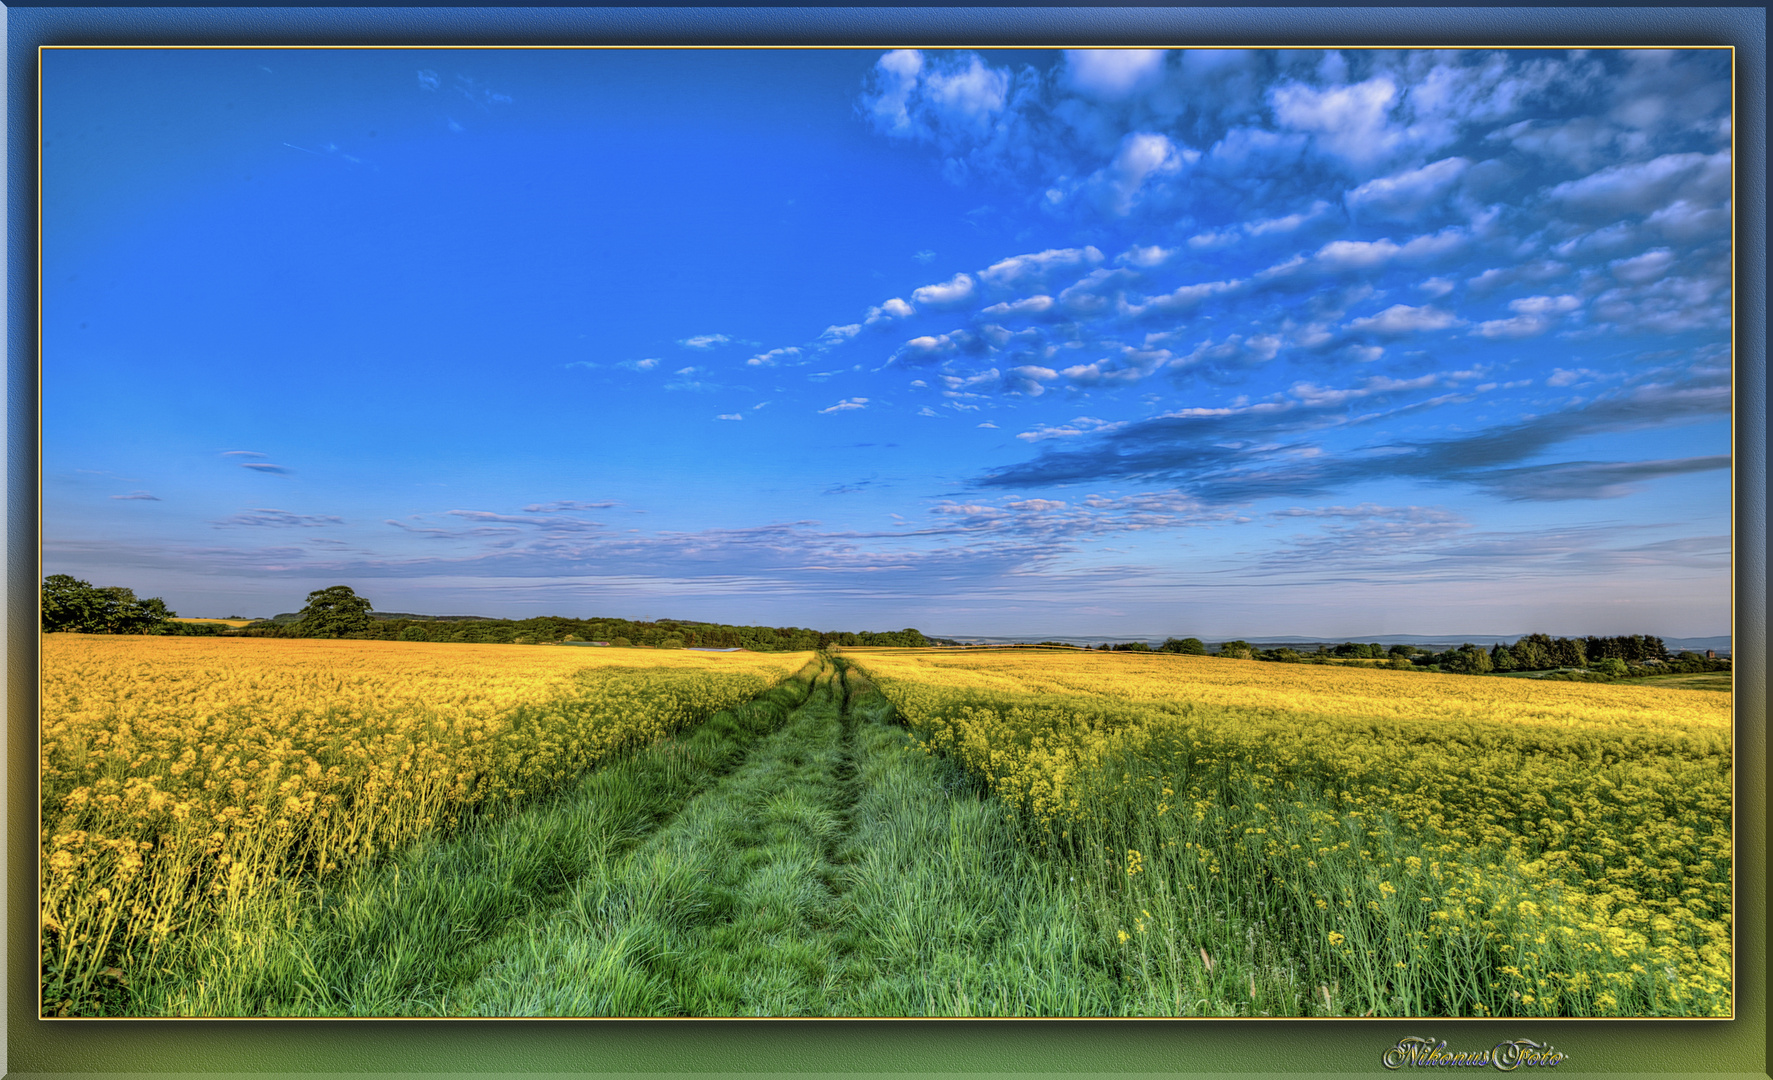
[41,579,937,651]
[1090,631,1727,678]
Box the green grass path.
[428,659,1116,1016]
[168,656,1119,1017]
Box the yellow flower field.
[40,634,810,1014]
[845,648,1732,1017]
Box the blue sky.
[42,47,1733,638]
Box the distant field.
[1619,672,1733,692]
[169,617,255,628]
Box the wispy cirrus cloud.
[214,508,343,527]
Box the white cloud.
[1245,200,1333,236]
[1063,49,1168,100]
[1471,294,1582,339]
[1276,226,1469,276]
[715,413,744,421]
[980,246,1103,290]
[1344,304,1464,337]
[1344,156,1470,221]
[1418,276,1455,298]
[981,295,1056,319]
[1546,150,1730,219]
[1114,244,1175,268]
[864,50,1010,145]
[1646,199,1730,241]
[911,272,977,307]
[864,49,926,137]
[1609,247,1677,285]
[977,422,999,428]
[1090,131,1195,215]
[819,397,869,414]
[679,333,733,350]
[1269,76,1401,168]
[1015,416,1126,442]
[1129,277,1244,315]
[622,358,660,371]
[1171,333,1282,372]
[746,346,802,367]
[863,297,916,326]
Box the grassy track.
[151,656,1125,1016]
[412,659,1115,1016]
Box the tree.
[1490,642,1518,672]
[41,575,175,634]
[1445,643,1493,675]
[1160,637,1207,655]
[1217,640,1254,660]
[1549,636,1586,669]
[295,585,374,638]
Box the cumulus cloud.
[980,246,1103,290]
[819,397,869,413]
[911,272,977,307]
[1089,131,1196,215]
[1344,304,1464,337]
[1063,49,1168,100]
[1470,294,1582,339]
[1269,76,1401,168]
[1546,150,1730,219]
[861,49,1012,147]
[679,333,734,350]
[746,346,802,367]
[1344,156,1470,221]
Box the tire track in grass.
[443,658,1116,1016]
[830,663,1117,1016]
[149,661,819,1017]
[237,656,1113,1017]
[443,660,866,1015]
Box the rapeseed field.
[847,649,1732,1017]
[39,634,810,1015]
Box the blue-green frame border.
[8,6,1765,1077]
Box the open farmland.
[41,638,1731,1017]
[844,648,1733,1017]
[39,634,811,1015]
